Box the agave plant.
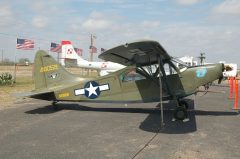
[0,72,13,85]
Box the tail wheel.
[178,100,189,109]
[52,101,59,110]
[174,107,187,121]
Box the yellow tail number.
[40,64,58,73]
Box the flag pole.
[1,49,3,64]
[90,34,93,62]
[57,50,59,63]
[14,45,17,84]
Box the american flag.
[92,35,97,39]
[74,48,83,56]
[50,42,61,53]
[89,45,97,53]
[101,48,106,53]
[16,38,34,50]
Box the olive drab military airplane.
[27,40,224,121]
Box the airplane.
[60,41,125,76]
[27,40,224,121]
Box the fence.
[0,65,98,81]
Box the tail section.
[60,40,124,73]
[61,41,88,66]
[34,50,78,90]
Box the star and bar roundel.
[74,81,110,99]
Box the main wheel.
[174,107,187,121]
[178,100,189,109]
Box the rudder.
[34,50,77,90]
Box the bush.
[0,72,13,85]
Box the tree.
[18,58,30,65]
[0,58,14,65]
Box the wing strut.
[158,55,165,128]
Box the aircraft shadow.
[25,104,157,114]
[25,99,238,134]
[139,100,196,134]
[139,100,238,134]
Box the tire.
[174,107,187,121]
[52,101,59,110]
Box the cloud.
[176,0,200,5]
[79,11,123,31]
[0,5,12,17]
[32,16,49,28]
[31,1,46,11]
[82,19,112,30]
[140,21,161,28]
[81,0,125,4]
[89,11,106,19]
[0,5,15,27]
[213,0,240,15]
[81,0,106,3]
[155,24,240,64]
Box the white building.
[178,56,198,66]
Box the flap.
[99,40,171,66]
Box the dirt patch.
[0,76,34,109]
[0,66,98,109]
[170,149,221,159]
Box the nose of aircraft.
[218,63,225,84]
[194,63,224,87]
[209,63,224,84]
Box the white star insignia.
[74,82,110,98]
[85,82,98,97]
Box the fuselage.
[76,60,125,71]
[53,63,223,103]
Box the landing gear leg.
[178,100,189,109]
[173,99,189,121]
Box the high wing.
[98,40,171,66]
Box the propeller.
[218,76,223,84]
[218,63,225,84]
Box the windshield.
[171,58,188,72]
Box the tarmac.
[0,85,239,159]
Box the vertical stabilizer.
[61,41,88,66]
[34,50,78,90]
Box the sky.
[0,0,239,65]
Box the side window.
[120,69,146,82]
[163,63,177,75]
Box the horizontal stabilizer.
[12,90,55,101]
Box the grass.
[0,66,98,109]
[0,76,34,109]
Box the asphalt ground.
[0,86,239,159]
